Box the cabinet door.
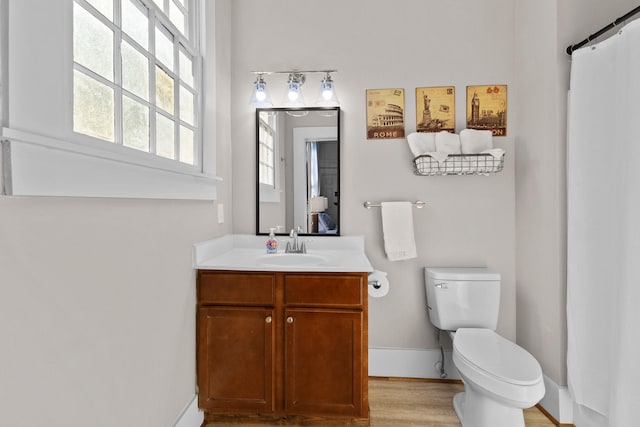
[198,307,275,412]
[284,308,363,417]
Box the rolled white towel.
[407,132,436,157]
[480,148,505,173]
[480,148,505,159]
[460,128,493,154]
[435,131,461,154]
[424,151,449,164]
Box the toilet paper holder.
[369,280,383,289]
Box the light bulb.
[318,73,338,106]
[288,82,300,101]
[256,91,266,102]
[322,86,333,100]
[250,75,272,107]
[255,84,267,101]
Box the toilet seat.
[452,328,545,408]
[453,328,542,385]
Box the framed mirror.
[256,107,340,236]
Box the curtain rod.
[566,5,640,55]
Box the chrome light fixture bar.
[249,69,339,108]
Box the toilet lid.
[453,328,542,386]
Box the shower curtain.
[567,18,640,427]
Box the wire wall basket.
[413,153,504,176]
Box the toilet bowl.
[424,267,546,427]
[451,328,545,427]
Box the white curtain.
[567,18,640,427]
[308,141,320,197]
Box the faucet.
[285,226,306,253]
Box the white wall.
[514,0,567,386]
[514,0,640,388]
[0,1,232,426]
[231,0,517,355]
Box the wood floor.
[203,378,556,427]
[368,378,555,427]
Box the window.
[258,111,276,187]
[73,0,198,166]
[2,0,218,199]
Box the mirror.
[256,107,340,236]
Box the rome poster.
[466,85,507,136]
[366,88,405,139]
[415,86,455,133]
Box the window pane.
[122,0,149,50]
[155,25,174,70]
[180,85,194,125]
[122,41,149,100]
[152,0,163,8]
[156,66,175,114]
[169,1,185,35]
[73,70,114,142]
[86,0,113,20]
[74,3,113,81]
[179,126,194,164]
[179,50,193,87]
[156,113,175,159]
[123,96,149,152]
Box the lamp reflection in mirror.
[309,196,328,213]
[250,74,272,107]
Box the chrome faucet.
[285,226,306,253]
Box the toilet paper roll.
[368,270,389,298]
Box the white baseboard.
[368,347,460,380]
[540,374,573,424]
[173,394,203,427]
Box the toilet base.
[452,387,525,427]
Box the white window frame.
[0,0,218,200]
[258,111,281,203]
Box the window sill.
[1,127,220,200]
[259,185,281,203]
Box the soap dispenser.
[266,228,278,254]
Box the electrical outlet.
[217,203,224,224]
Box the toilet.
[424,267,545,427]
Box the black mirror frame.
[255,107,341,236]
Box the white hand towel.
[435,131,462,154]
[407,132,436,157]
[381,202,418,261]
[460,128,493,154]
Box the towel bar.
[363,201,426,209]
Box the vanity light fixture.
[249,74,272,107]
[250,69,339,108]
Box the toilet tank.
[424,267,501,331]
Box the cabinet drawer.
[198,272,275,305]
[284,274,365,307]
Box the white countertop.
[194,234,373,273]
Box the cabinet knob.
[265,316,272,324]
[287,316,294,324]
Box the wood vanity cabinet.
[197,270,369,424]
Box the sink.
[257,253,327,267]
